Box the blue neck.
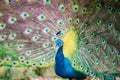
[54,45,87,79]
[55,46,64,64]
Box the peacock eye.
[51,36,58,41]
[8,17,16,24]
[26,61,29,64]
[107,22,114,30]
[19,45,22,48]
[21,60,24,63]
[11,34,14,37]
[82,23,88,29]
[5,57,11,61]
[21,12,29,19]
[104,53,108,59]
[96,3,102,8]
[87,48,92,53]
[24,28,32,35]
[73,59,76,62]
[107,6,113,12]
[82,8,87,14]
[38,14,46,21]
[24,14,27,16]
[107,6,114,12]
[1,23,5,27]
[5,43,12,48]
[13,61,17,65]
[73,64,76,66]
[19,56,25,60]
[95,45,99,51]
[41,15,45,19]
[26,50,31,56]
[11,18,15,21]
[57,20,63,27]
[40,63,42,66]
[39,60,44,66]
[33,63,36,66]
[112,60,115,65]
[1,35,5,39]
[73,5,79,12]
[75,18,80,24]
[86,70,89,73]
[8,44,10,46]
[97,20,101,23]
[102,40,105,42]
[101,38,106,44]
[91,71,94,76]
[45,28,49,32]
[44,0,51,4]
[9,33,16,40]
[8,0,13,2]
[17,44,24,51]
[0,35,6,41]
[108,23,113,26]
[6,0,13,3]
[0,23,6,30]
[43,42,49,48]
[68,18,73,24]
[96,19,102,26]
[32,36,39,42]
[43,27,50,34]
[110,48,114,54]
[80,65,83,69]
[85,68,89,74]
[83,39,88,45]
[95,59,99,64]
[6,58,9,61]
[41,58,45,62]
[59,4,65,12]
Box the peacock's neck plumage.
[55,44,87,79]
[55,45,64,64]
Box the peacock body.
[0,0,120,80]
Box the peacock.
[0,0,120,80]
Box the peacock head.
[56,39,63,47]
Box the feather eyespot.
[38,14,46,21]
[44,0,51,4]
[8,17,16,24]
[96,3,102,9]
[21,12,29,19]
[0,35,6,41]
[82,8,87,14]
[0,23,6,30]
[68,18,73,24]
[73,5,79,12]
[59,5,65,12]
[57,20,64,27]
